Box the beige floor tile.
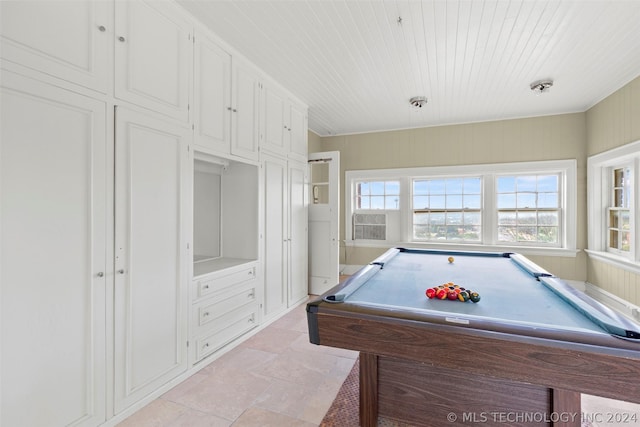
[240,326,306,354]
[117,399,189,427]
[231,407,317,427]
[167,409,232,427]
[164,370,272,420]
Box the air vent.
[353,213,386,240]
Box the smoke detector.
[530,80,553,95]
[409,96,428,108]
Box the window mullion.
[484,174,496,245]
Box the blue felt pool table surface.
[321,248,640,343]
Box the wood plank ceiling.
[178,0,640,137]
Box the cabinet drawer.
[195,265,255,299]
[197,285,256,328]
[195,306,257,361]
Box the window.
[587,140,639,270]
[607,165,632,253]
[346,160,576,255]
[412,177,482,242]
[496,174,560,245]
[355,180,400,210]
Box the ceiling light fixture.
[410,96,428,108]
[530,80,554,95]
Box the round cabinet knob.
[98,25,106,32]
[117,269,125,274]
[97,272,104,277]
[118,36,126,42]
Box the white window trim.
[345,159,577,257]
[587,139,640,273]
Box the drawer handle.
[98,25,106,32]
[203,311,210,317]
[203,284,209,289]
[247,291,254,298]
[118,36,126,43]
[203,342,209,348]
[96,272,104,278]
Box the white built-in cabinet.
[194,32,261,161]
[262,154,309,321]
[0,0,111,93]
[1,71,108,427]
[1,0,307,425]
[115,0,192,122]
[190,153,260,364]
[262,83,308,162]
[113,107,190,412]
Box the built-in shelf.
[193,257,255,277]
[193,151,259,278]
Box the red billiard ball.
[436,289,448,299]
[447,290,458,300]
[426,288,437,299]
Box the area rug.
[320,358,360,426]
[320,358,412,427]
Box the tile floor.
[117,300,358,427]
[118,297,640,427]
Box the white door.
[262,85,287,156]
[194,32,231,154]
[0,0,111,93]
[115,0,192,122]
[262,154,288,319]
[288,161,309,305]
[231,57,261,161]
[308,152,340,295]
[1,72,107,427]
[114,106,189,413]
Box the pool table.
[307,248,640,427]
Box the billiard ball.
[426,288,436,299]
[470,292,481,303]
[448,256,454,263]
[436,289,448,299]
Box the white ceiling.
[177,0,640,137]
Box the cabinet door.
[115,0,192,122]
[262,155,288,319]
[288,161,309,305]
[1,72,107,427]
[231,57,261,161]
[288,101,308,162]
[262,84,288,156]
[0,0,110,93]
[114,107,189,413]
[194,33,231,154]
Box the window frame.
[345,160,577,257]
[587,140,640,272]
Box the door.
[115,0,192,122]
[262,85,287,156]
[231,56,261,161]
[113,106,189,413]
[193,31,231,154]
[1,72,107,427]
[288,161,309,305]
[0,0,111,93]
[262,154,288,319]
[308,151,340,295]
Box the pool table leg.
[359,352,378,427]
[553,388,581,427]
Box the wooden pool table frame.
[308,300,640,427]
